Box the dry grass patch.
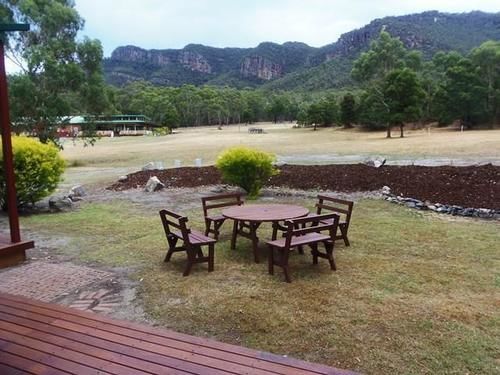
[61,125,500,170]
[23,198,500,374]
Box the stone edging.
[381,186,500,220]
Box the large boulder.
[145,176,165,192]
[49,195,73,211]
[69,185,86,198]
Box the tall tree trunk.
[399,123,404,138]
[386,123,391,138]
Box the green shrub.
[215,147,278,197]
[0,136,65,208]
[153,127,171,136]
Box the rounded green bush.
[0,136,65,208]
[215,147,278,198]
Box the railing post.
[0,40,20,243]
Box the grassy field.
[61,124,500,170]
[22,198,500,374]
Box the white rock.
[145,176,165,192]
[69,185,86,197]
[142,162,156,171]
[364,156,386,168]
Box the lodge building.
[58,114,158,137]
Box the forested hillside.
[104,11,500,90]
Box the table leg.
[250,222,261,263]
[230,220,238,250]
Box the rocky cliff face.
[177,51,212,73]
[104,11,500,89]
[240,56,283,80]
[111,46,172,66]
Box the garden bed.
[108,164,500,210]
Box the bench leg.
[277,248,292,283]
[340,225,350,247]
[165,236,178,262]
[326,243,336,270]
[268,245,274,275]
[208,243,214,272]
[204,219,211,237]
[183,247,197,276]
[311,243,319,265]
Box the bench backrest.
[201,192,243,217]
[283,213,340,249]
[315,195,354,226]
[159,209,191,243]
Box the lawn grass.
[22,198,500,374]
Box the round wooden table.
[222,204,309,263]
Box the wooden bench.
[248,127,263,134]
[315,195,354,246]
[159,209,216,276]
[201,192,243,240]
[266,213,340,283]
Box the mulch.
[108,164,500,209]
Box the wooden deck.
[0,292,356,374]
[0,234,34,269]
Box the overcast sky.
[75,0,499,57]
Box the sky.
[75,0,500,57]
[4,0,499,72]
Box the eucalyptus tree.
[352,31,423,137]
[1,0,110,145]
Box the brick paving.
[0,262,112,302]
[69,288,122,313]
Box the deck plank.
[0,292,356,375]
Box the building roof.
[65,115,155,125]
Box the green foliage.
[434,55,487,127]
[0,136,65,208]
[152,127,171,136]
[383,68,425,125]
[340,93,357,128]
[353,31,425,136]
[215,147,278,197]
[2,0,111,145]
[470,41,500,125]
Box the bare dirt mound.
[108,164,500,209]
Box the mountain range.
[103,10,500,91]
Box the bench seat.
[266,233,331,249]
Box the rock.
[49,195,73,210]
[145,176,165,192]
[363,156,386,168]
[273,161,287,167]
[462,208,475,216]
[210,186,226,193]
[478,208,493,218]
[142,162,155,171]
[69,185,86,198]
[381,186,391,195]
[118,175,128,182]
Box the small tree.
[340,93,356,128]
[215,147,278,198]
[382,68,425,137]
